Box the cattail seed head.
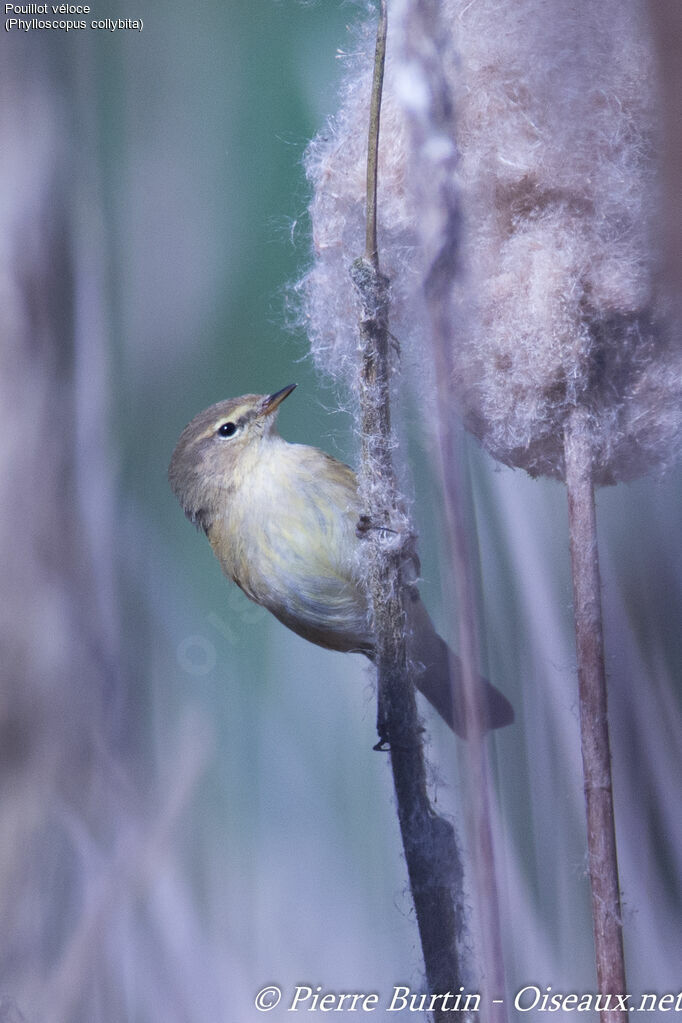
[298,0,681,485]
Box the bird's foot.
[355,514,398,539]
[372,724,424,753]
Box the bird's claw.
[356,514,399,540]
[373,725,424,753]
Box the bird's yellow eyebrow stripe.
[195,405,255,441]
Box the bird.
[168,384,513,738]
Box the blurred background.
[1,2,680,1021]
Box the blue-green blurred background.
[1,2,680,1021]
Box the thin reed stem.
[365,0,387,268]
[432,399,509,1023]
[427,255,508,1023]
[395,0,510,1008]
[564,405,627,1023]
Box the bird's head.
[168,384,296,530]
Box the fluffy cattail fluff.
[299,0,681,486]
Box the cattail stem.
[564,405,627,1023]
[352,3,470,1017]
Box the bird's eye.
[217,421,237,437]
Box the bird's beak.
[260,383,297,417]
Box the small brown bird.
[169,384,513,737]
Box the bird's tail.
[408,599,514,738]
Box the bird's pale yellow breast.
[208,438,372,652]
